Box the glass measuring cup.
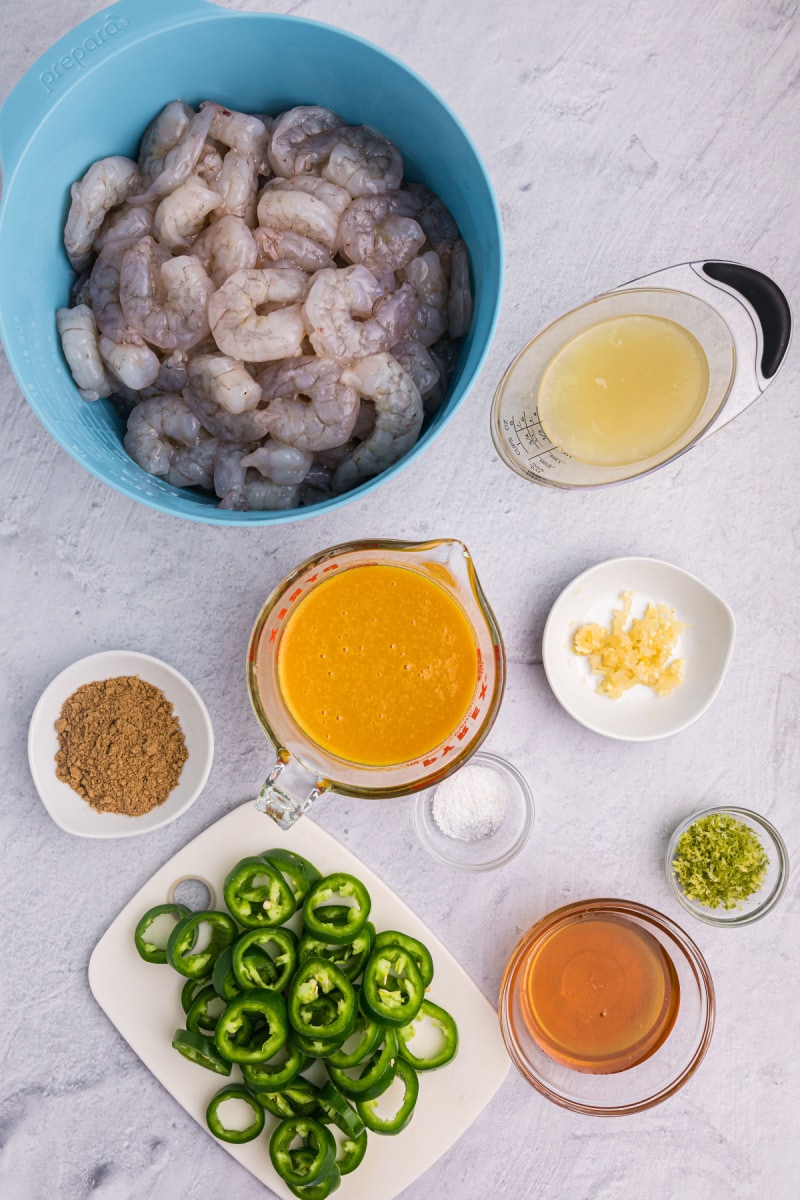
[247,538,506,828]
[491,259,791,488]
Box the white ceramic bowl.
[542,558,735,741]
[29,650,213,838]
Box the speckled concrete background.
[1,1,799,1197]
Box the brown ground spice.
[55,675,188,816]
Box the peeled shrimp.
[393,336,440,402]
[188,353,262,414]
[214,441,310,510]
[129,105,216,205]
[90,243,144,344]
[268,106,345,178]
[401,250,448,346]
[303,266,417,361]
[207,266,308,361]
[63,156,139,271]
[264,175,352,218]
[154,350,189,395]
[98,335,160,391]
[120,236,214,351]
[256,188,340,252]
[184,354,270,441]
[333,352,423,492]
[124,393,217,488]
[257,356,359,451]
[213,149,259,226]
[339,193,426,277]
[153,175,221,251]
[94,204,154,255]
[137,101,193,187]
[254,227,335,274]
[322,126,403,197]
[447,239,473,337]
[56,305,113,401]
[407,182,459,248]
[192,215,257,288]
[195,140,224,187]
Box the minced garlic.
[573,591,685,699]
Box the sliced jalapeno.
[336,1130,367,1176]
[327,1028,398,1100]
[362,946,424,1027]
[214,989,288,1064]
[298,922,375,982]
[302,874,371,946]
[289,958,357,1042]
[206,1085,265,1143]
[356,1058,418,1134]
[212,945,241,1001]
[172,1029,231,1075]
[289,1163,341,1198]
[185,985,227,1036]
[181,976,210,1014]
[374,931,434,988]
[166,911,238,980]
[293,1029,349,1058]
[241,1038,308,1094]
[233,927,297,992]
[135,903,190,964]
[326,1011,383,1069]
[398,999,459,1070]
[316,1082,364,1138]
[224,856,296,928]
[269,1116,336,1189]
[262,849,322,904]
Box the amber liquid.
[520,914,680,1074]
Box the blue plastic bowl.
[0,0,503,526]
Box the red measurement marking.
[323,563,339,572]
[289,588,303,602]
[456,726,468,741]
[269,628,277,644]
[278,607,288,620]
[423,757,437,767]
[305,574,319,584]
[471,707,480,721]
[441,744,454,755]
[480,683,487,699]
[476,649,484,673]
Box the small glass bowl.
[666,806,789,927]
[498,898,715,1115]
[412,751,533,871]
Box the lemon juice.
[537,314,709,467]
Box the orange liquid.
[521,914,680,1074]
[276,564,478,767]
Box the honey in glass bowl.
[519,912,680,1074]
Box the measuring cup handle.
[254,758,325,830]
[701,261,792,380]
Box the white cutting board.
[89,802,510,1200]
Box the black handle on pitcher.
[701,261,792,379]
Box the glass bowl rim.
[412,750,534,872]
[665,805,790,927]
[498,896,716,1115]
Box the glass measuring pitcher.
[247,538,506,829]
[491,259,791,488]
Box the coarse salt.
[432,765,509,843]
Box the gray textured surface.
[1,1,799,1197]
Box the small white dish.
[542,557,735,741]
[29,650,214,838]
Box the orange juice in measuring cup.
[247,539,505,828]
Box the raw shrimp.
[264,176,351,218]
[70,270,92,307]
[254,227,335,274]
[63,156,139,271]
[98,335,160,391]
[188,353,262,415]
[153,175,221,251]
[257,356,359,451]
[393,336,440,402]
[213,149,259,226]
[56,305,113,401]
[137,101,193,186]
[268,106,344,178]
[207,267,308,361]
[184,354,271,441]
[213,441,310,510]
[401,250,448,346]
[90,242,144,344]
[124,393,218,488]
[339,194,426,276]
[192,216,257,288]
[204,104,269,156]
[303,266,417,361]
[120,236,214,351]
[195,140,224,186]
[447,239,473,337]
[298,460,335,506]
[322,126,403,197]
[94,204,154,255]
[406,182,459,248]
[129,105,216,205]
[333,352,423,492]
[256,188,340,252]
[154,350,189,395]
